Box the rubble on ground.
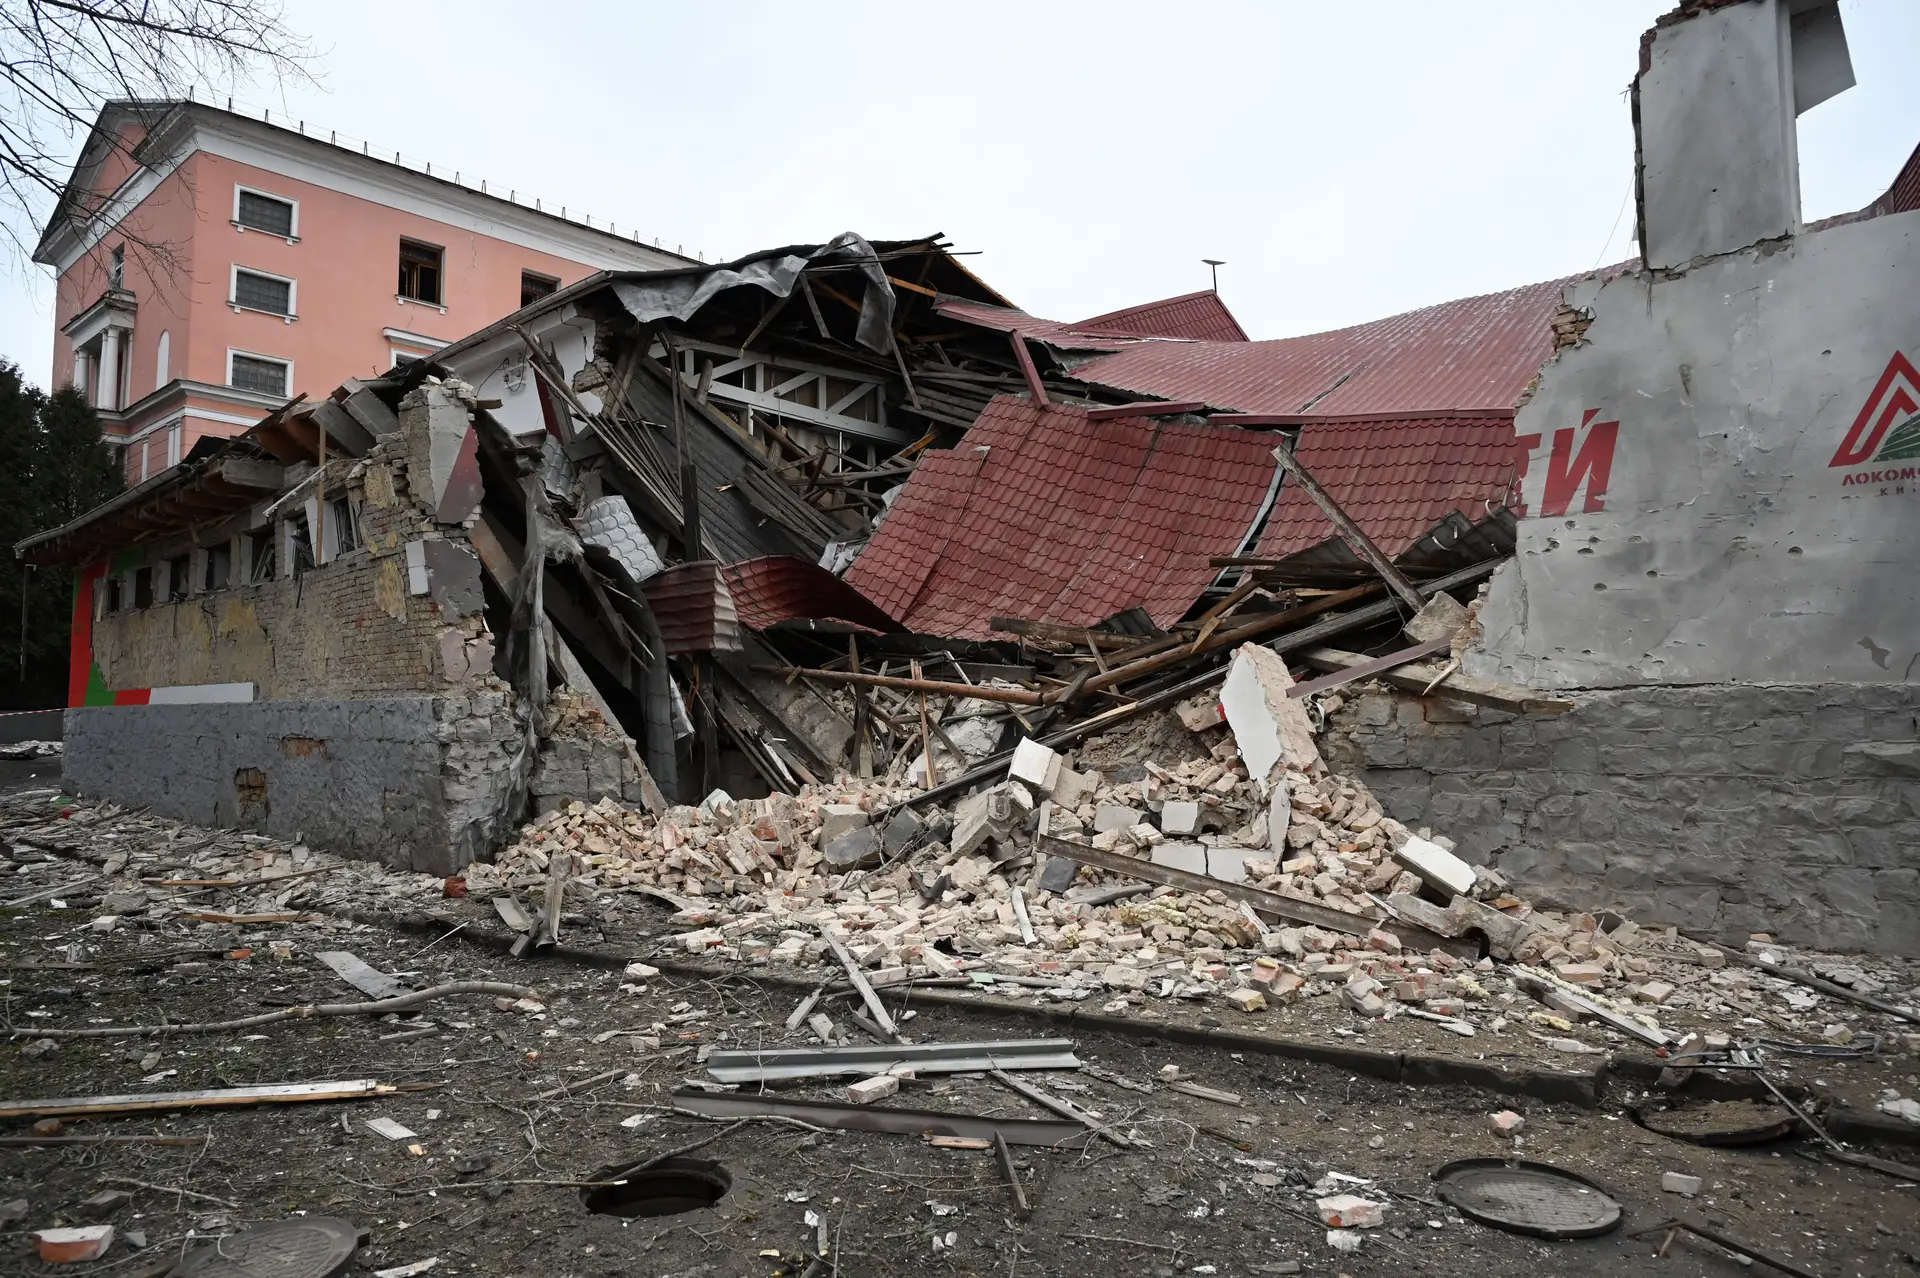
[12,658,1917,1062]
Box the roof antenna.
[1202,259,1225,292]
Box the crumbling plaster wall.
[1470,209,1920,689]
[69,383,523,872]
[1322,684,1920,957]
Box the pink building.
[37,99,687,481]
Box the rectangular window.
[245,529,275,584]
[204,543,232,591]
[164,554,190,602]
[398,239,443,304]
[102,575,122,613]
[109,244,125,290]
[326,496,359,557]
[235,188,295,237]
[132,566,153,609]
[288,511,315,577]
[229,353,289,396]
[233,268,293,316]
[521,270,558,308]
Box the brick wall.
[1322,683,1920,957]
[89,433,482,699]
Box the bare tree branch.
[0,1,313,280]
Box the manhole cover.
[1433,1159,1621,1238]
[1635,1099,1798,1146]
[169,1217,364,1278]
[582,1157,732,1218]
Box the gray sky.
[4,0,1915,389]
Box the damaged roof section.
[846,397,1284,638]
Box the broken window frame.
[163,554,190,602]
[398,238,444,306]
[244,528,276,585]
[323,495,359,560]
[131,565,153,609]
[100,574,122,614]
[286,511,316,578]
[203,542,232,592]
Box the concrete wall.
[63,693,521,874]
[1636,0,1800,269]
[1472,208,1920,689]
[1322,684,1920,957]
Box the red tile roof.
[722,556,903,634]
[1067,277,1570,416]
[1254,416,1520,560]
[1075,291,1250,343]
[846,396,1281,638]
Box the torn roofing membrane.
[611,231,899,354]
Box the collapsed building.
[20,0,1918,958]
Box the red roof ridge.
[1076,290,1251,343]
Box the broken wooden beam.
[747,665,1046,706]
[1269,438,1425,614]
[1291,646,1576,716]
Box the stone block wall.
[1321,683,1920,957]
[64,694,520,874]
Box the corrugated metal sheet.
[1065,277,1571,416]
[845,396,1279,639]
[1076,291,1250,342]
[1254,416,1519,560]
[722,556,903,634]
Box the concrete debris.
[1220,644,1324,784]
[1316,1193,1384,1228]
[1489,1110,1526,1138]
[1661,1172,1702,1196]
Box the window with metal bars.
[230,354,288,396]
[398,239,443,304]
[521,270,558,308]
[236,189,294,236]
[233,268,292,315]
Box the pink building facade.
[37,101,687,481]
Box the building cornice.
[38,101,696,278]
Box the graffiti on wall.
[1513,409,1619,518]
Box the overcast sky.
[4,0,1915,388]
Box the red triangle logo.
[1829,351,1920,467]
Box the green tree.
[0,360,122,706]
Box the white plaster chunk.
[1220,643,1324,784]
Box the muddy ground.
[6,901,1918,1278]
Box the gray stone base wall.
[1321,684,1920,957]
[64,695,522,876]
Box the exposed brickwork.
[1321,684,1920,957]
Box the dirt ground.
[6,898,1919,1278]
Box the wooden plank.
[1269,438,1425,613]
[0,1080,400,1120]
[1284,636,1452,698]
[1291,647,1577,716]
[1033,832,1376,940]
